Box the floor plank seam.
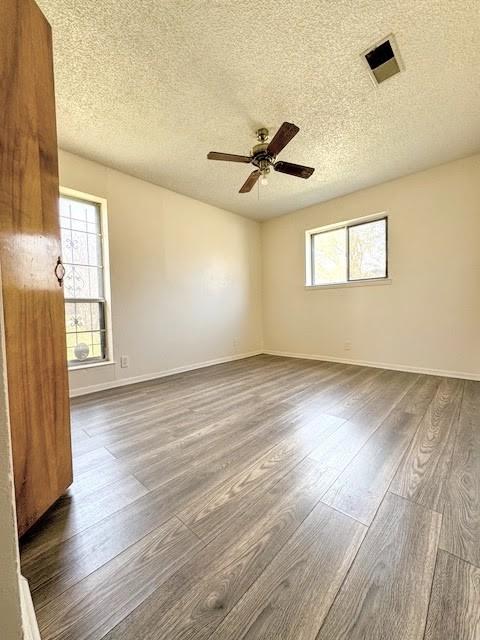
[101,483,322,640]
[313,515,370,640]
[174,419,350,549]
[387,488,443,516]
[437,380,466,530]
[321,367,389,422]
[315,381,426,529]
[386,490,443,517]
[317,500,371,527]
[436,545,480,571]
[443,378,466,471]
[382,382,449,516]
[29,512,185,614]
[203,490,360,640]
[320,374,422,483]
[173,513,205,543]
[94,534,211,640]
[173,452,317,549]
[129,472,152,492]
[316,487,442,639]
[420,541,442,640]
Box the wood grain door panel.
[0,0,72,536]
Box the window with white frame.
[59,192,111,366]
[306,216,388,286]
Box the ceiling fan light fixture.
[260,164,270,186]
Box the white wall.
[0,275,24,640]
[59,151,263,395]
[262,154,480,379]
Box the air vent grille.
[363,35,401,85]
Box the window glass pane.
[60,196,103,299]
[60,215,72,230]
[348,219,387,280]
[65,301,101,333]
[71,216,87,232]
[87,233,103,267]
[60,194,107,365]
[61,227,74,264]
[65,301,105,364]
[69,199,87,221]
[62,229,103,268]
[70,229,89,264]
[63,264,103,299]
[88,265,104,298]
[66,332,104,365]
[59,198,71,218]
[312,228,347,285]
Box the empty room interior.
[1,1,480,639]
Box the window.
[306,216,388,287]
[59,191,112,367]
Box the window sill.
[305,278,392,291]
[68,360,116,371]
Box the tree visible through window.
[312,227,347,285]
[59,194,108,365]
[309,217,387,286]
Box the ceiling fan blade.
[267,122,299,156]
[274,161,315,179]
[239,170,261,193]
[207,152,252,163]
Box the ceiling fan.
[207,122,315,193]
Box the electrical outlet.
[120,355,129,368]
[344,341,352,352]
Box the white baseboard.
[69,350,263,397]
[263,349,480,381]
[20,577,41,640]
[69,347,479,397]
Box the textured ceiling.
[38,0,480,220]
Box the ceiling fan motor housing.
[252,142,274,169]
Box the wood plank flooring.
[20,355,480,640]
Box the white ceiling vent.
[362,35,402,85]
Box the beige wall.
[262,154,480,379]
[59,151,263,395]
[0,277,24,640]
[61,151,480,391]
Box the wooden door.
[0,0,72,536]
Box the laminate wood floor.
[20,355,480,640]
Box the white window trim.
[305,211,389,288]
[305,278,392,291]
[60,186,114,369]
